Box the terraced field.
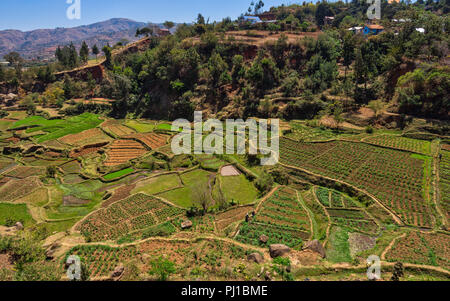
[0,111,448,281]
[126,133,168,150]
[385,231,450,270]
[58,127,112,146]
[440,150,450,221]
[104,139,148,166]
[65,245,138,278]
[236,187,311,247]
[280,138,433,228]
[76,193,185,241]
[314,187,379,235]
[101,120,135,137]
[363,135,431,155]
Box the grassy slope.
[214,174,258,205]
[12,113,102,143]
[0,203,35,227]
[159,169,211,208]
[104,168,135,180]
[125,120,155,133]
[132,174,182,196]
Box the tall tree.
[197,13,205,25]
[315,2,333,28]
[79,41,89,63]
[68,42,78,68]
[4,51,23,79]
[342,33,355,80]
[163,21,175,30]
[92,44,99,61]
[0,63,4,82]
[102,45,112,69]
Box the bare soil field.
[58,128,112,146]
[220,165,240,176]
[104,139,147,166]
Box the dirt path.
[432,142,447,229]
[254,186,280,213]
[296,190,315,241]
[381,233,406,260]
[53,230,450,278]
[311,186,332,247]
[325,261,450,277]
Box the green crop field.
[103,168,135,180]
[12,113,102,143]
[125,120,156,133]
[214,174,259,205]
[0,203,35,227]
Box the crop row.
[65,245,137,278]
[77,193,185,241]
[280,138,433,228]
[439,150,450,221]
[235,187,311,247]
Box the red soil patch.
[220,165,240,177]
[59,128,111,146]
[139,240,191,266]
[101,183,137,208]
[5,137,20,143]
[0,253,13,271]
[104,139,147,166]
[125,133,169,150]
[101,120,135,137]
[442,144,450,151]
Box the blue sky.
[0,0,298,31]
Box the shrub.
[148,256,176,281]
[365,126,374,134]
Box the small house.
[415,28,425,34]
[158,28,171,37]
[363,24,384,35]
[348,26,363,34]
[324,16,335,26]
[242,16,262,25]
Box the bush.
[142,222,176,239]
[255,172,274,194]
[148,256,176,281]
[365,126,374,134]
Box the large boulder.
[181,220,193,229]
[303,240,326,258]
[269,244,290,258]
[110,264,125,278]
[259,235,269,243]
[247,253,264,264]
[15,222,23,230]
[45,243,61,260]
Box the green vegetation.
[0,203,34,227]
[148,256,177,281]
[326,227,352,263]
[125,120,156,132]
[103,168,135,180]
[12,113,102,143]
[215,174,258,205]
[155,123,173,131]
[159,169,211,207]
[132,174,181,195]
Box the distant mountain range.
[0,18,151,60]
